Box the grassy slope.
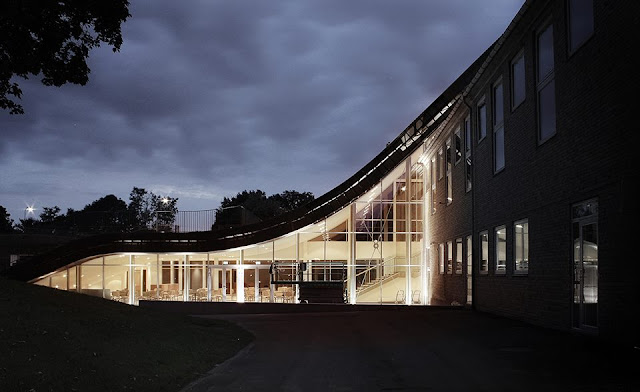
[0,277,254,391]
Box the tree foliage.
[214,189,314,229]
[10,188,178,234]
[0,0,131,114]
[128,187,178,230]
[0,205,14,233]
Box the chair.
[260,288,271,302]
[411,290,421,304]
[395,289,405,304]
[196,288,207,301]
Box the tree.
[271,190,315,211]
[68,194,129,233]
[128,187,178,231]
[213,190,314,229]
[39,206,63,224]
[1,0,131,114]
[0,205,14,233]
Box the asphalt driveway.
[181,308,639,392]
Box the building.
[6,0,636,345]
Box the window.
[568,0,593,53]
[495,225,507,275]
[455,238,463,274]
[447,241,453,274]
[537,23,556,143]
[454,128,462,165]
[477,101,487,141]
[466,235,472,304]
[514,219,529,274]
[464,116,472,192]
[511,51,525,109]
[438,148,444,180]
[493,81,505,172]
[446,138,452,205]
[439,243,445,274]
[430,158,437,215]
[480,231,488,274]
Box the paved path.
[181,308,639,392]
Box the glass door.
[572,200,598,332]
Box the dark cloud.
[0,0,524,221]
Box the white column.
[348,203,357,304]
[405,158,412,305]
[221,266,227,301]
[237,250,245,303]
[183,255,189,302]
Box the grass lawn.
[0,277,254,391]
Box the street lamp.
[24,205,35,220]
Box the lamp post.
[24,205,35,220]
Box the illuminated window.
[480,231,488,274]
[439,243,445,274]
[447,241,453,274]
[514,220,529,274]
[455,238,463,274]
[495,225,507,275]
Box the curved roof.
[6,42,497,282]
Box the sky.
[0,0,524,223]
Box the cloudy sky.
[1,0,524,222]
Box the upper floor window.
[511,51,525,109]
[464,116,472,192]
[438,148,444,180]
[454,128,462,166]
[446,138,452,205]
[537,23,556,143]
[477,101,487,142]
[439,243,445,274]
[568,0,594,53]
[430,158,437,215]
[493,80,505,172]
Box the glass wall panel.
[68,266,77,291]
[299,231,325,262]
[51,270,67,290]
[79,264,103,299]
[83,256,103,265]
[274,236,296,261]
[104,255,128,265]
[159,254,182,300]
[34,277,50,287]
[105,264,129,302]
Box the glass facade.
[34,149,430,306]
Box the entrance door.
[572,199,598,332]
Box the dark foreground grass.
[0,277,254,392]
